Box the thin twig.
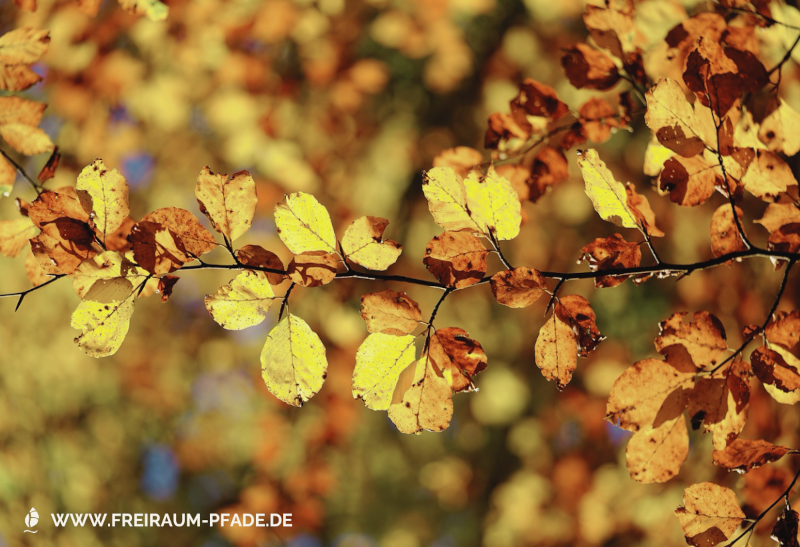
[0,147,42,196]
[768,30,800,83]
[487,230,513,270]
[0,274,65,311]
[423,287,453,352]
[278,282,296,321]
[640,221,661,265]
[715,2,800,31]
[544,278,565,315]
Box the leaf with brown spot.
[72,251,148,299]
[755,204,800,234]
[772,506,800,547]
[360,290,422,335]
[236,244,285,285]
[514,79,569,119]
[0,123,53,156]
[128,221,190,275]
[428,327,487,393]
[675,482,746,545]
[432,147,482,178]
[528,147,569,202]
[484,112,531,150]
[205,270,277,330]
[535,305,578,390]
[712,439,789,473]
[342,216,403,271]
[578,97,619,143]
[195,167,257,241]
[626,183,664,237]
[767,223,800,255]
[28,190,91,234]
[561,44,620,90]
[658,153,718,207]
[490,267,546,308]
[741,150,798,202]
[710,205,747,257]
[423,231,487,289]
[582,0,636,59]
[30,231,96,275]
[760,99,800,156]
[688,358,751,449]
[655,311,728,370]
[156,275,179,303]
[387,352,454,434]
[606,345,697,432]
[626,414,688,483]
[556,294,604,356]
[579,233,641,288]
[766,311,800,350]
[138,207,217,258]
[751,345,800,400]
[76,159,130,243]
[645,78,716,158]
[287,251,338,287]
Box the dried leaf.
[741,150,798,202]
[0,217,37,258]
[759,99,800,156]
[72,251,147,299]
[579,233,641,288]
[658,153,718,207]
[432,147,482,178]
[274,192,337,255]
[342,216,402,270]
[557,294,604,356]
[0,64,41,92]
[156,275,179,303]
[24,248,48,287]
[561,44,620,90]
[655,311,729,370]
[710,205,747,257]
[766,311,800,350]
[579,97,619,143]
[712,439,789,473]
[771,506,800,547]
[129,221,190,275]
[751,345,800,402]
[675,482,746,546]
[0,96,45,126]
[352,333,416,410]
[645,78,716,157]
[260,313,328,407]
[137,207,217,259]
[627,414,688,483]
[514,79,569,119]
[360,290,422,335]
[77,159,130,242]
[0,28,50,65]
[755,204,800,234]
[423,231,487,289]
[195,167,257,241]
[0,124,53,156]
[204,270,277,330]
[236,244,285,285]
[388,352,454,434]
[490,267,546,308]
[688,358,751,449]
[287,251,338,287]
[528,147,569,202]
[428,327,487,393]
[0,153,13,198]
[535,305,578,390]
[30,231,95,275]
[37,146,60,183]
[626,183,664,237]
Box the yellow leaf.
[205,270,277,330]
[741,150,798,202]
[759,99,800,156]
[0,96,46,126]
[463,166,521,240]
[0,123,53,155]
[71,286,136,358]
[195,167,257,241]
[0,28,50,65]
[578,149,639,229]
[644,78,715,157]
[118,0,169,21]
[388,352,454,434]
[261,313,328,407]
[274,192,337,254]
[675,482,745,544]
[422,166,480,233]
[352,333,416,410]
[77,159,130,241]
[0,216,37,258]
[72,251,147,299]
[0,152,13,197]
[627,415,688,483]
[534,307,578,390]
[342,216,402,270]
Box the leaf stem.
[278,282,296,321]
[0,147,42,196]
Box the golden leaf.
[352,333,416,410]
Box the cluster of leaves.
[7,0,800,544]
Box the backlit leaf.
[422,166,480,234]
[428,327,487,393]
[260,313,328,407]
[578,149,639,229]
[675,482,745,546]
[687,358,750,450]
[342,216,402,270]
[195,167,257,241]
[771,506,800,547]
[741,150,798,202]
[765,311,800,350]
[423,231,487,289]
[655,311,728,370]
[287,252,338,287]
[627,414,688,483]
[0,96,45,126]
[0,217,37,258]
[236,244,285,285]
[274,192,337,255]
[118,0,169,21]
[535,305,578,390]
[490,267,546,308]
[352,333,416,410]
[71,288,136,358]
[710,205,746,257]
[712,439,789,473]
[76,159,130,242]
[463,166,522,241]
[644,78,715,157]
[579,233,641,288]
[205,270,277,330]
[388,352,454,434]
[0,123,53,155]
[0,28,50,65]
[360,290,422,335]
[759,99,800,156]
[751,345,800,404]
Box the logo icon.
[24,507,38,533]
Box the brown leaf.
[712,439,789,473]
[388,352,454,434]
[710,205,747,257]
[645,78,716,158]
[666,13,727,54]
[513,79,569,119]
[535,304,578,390]
[37,146,60,183]
[0,217,37,258]
[0,64,42,92]
[771,506,800,547]
[490,267,546,308]
[287,251,338,287]
[236,244,285,285]
[138,207,217,258]
[659,155,718,207]
[655,311,728,369]
[556,294,604,356]
[606,345,697,432]
[755,204,800,234]
[627,414,688,483]
[0,28,50,65]
[195,167,257,241]
[428,327,487,393]
[768,223,800,255]
[579,233,641,288]
[528,147,569,202]
[156,275,180,303]
[432,147,482,178]
[27,190,95,247]
[0,123,53,155]
[128,221,190,275]
[484,112,530,150]
[583,0,635,59]
[688,358,751,449]
[360,290,422,335]
[675,482,746,546]
[104,216,135,252]
[423,231,487,289]
[30,231,96,275]
[24,248,48,286]
[751,346,800,394]
[741,150,798,202]
[766,311,800,350]
[626,183,664,237]
[578,97,619,143]
[561,44,620,90]
[0,96,45,126]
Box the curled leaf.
[712,439,789,473]
[423,231,487,289]
[342,216,402,271]
[490,267,546,308]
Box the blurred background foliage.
[1,0,800,545]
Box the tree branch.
[0,147,43,196]
[0,274,66,311]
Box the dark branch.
[0,274,66,311]
[278,282,296,321]
[0,147,42,196]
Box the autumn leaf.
[755,204,800,234]
[287,252,338,287]
[352,333,416,410]
[422,166,480,234]
[236,244,285,285]
[260,313,328,407]
[0,28,49,92]
[741,150,798,202]
[687,358,750,449]
[578,97,619,143]
[24,248,48,287]
[428,327,487,393]
[751,345,800,404]
[195,167,257,242]
[626,415,688,483]
[0,96,45,126]
[645,78,716,157]
[30,231,96,275]
[129,221,190,275]
[432,146,482,178]
[772,506,800,547]
[557,294,604,356]
[675,482,746,546]
[625,184,664,237]
[37,147,60,183]
[578,149,639,229]
[579,233,641,288]
[341,216,402,270]
[490,267,546,308]
[72,251,147,299]
[535,304,578,390]
[561,44,620,90]
[423,231,487,289]
[205,270,277,330]
[274,192,337,255]
[463,166,522,241]
[388,352,454,434]
[71,285,137,358]
[655,311,729,370]
[513,79,569,119]
[0,217,37,258]
[712,439,789,473]
[583,0,636,59]
[710,205,747,257]
[658,153,718,207]
[0,154,13,198]
[0,124,53,156]
[765,311,800,350]
[528,147,569,202]
[760,99,800,156]
[360,290,422,335]
[76,159,130,243]
[117,0,168,21]
[156,275,179,303]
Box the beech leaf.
[712,439,789,473]
[204,270,277,330]
[388,352,454,434]
[675,482,746,546]
[71,289,136,358]
[423,231,488,289]
[352,333,417,410]
[626,414,688,483]
[76,159,130,242]
[274,192,337,255]
[360,290,422,335]
[578,149,639,229]
[195,167,257,241]
[342,216,402,270]
[490,267,546,308]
